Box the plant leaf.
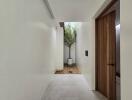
[64,24,76,47]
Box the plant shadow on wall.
[64,24,76,66]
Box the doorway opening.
[55,22,81,74]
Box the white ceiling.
[47,0,106,22]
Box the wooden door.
[96,11,116,100]
[106,11,116,100]
[96,15,108,97]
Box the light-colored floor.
[42,74,107,100]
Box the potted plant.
[64,25,76,66]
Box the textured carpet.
[42,75,107,100]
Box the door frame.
[95,0,118,99]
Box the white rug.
[42,74,107,100]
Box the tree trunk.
[69,46,71,59]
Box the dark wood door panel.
[107,11,116,100]
[96,11,116,100]
[96,17,108,97]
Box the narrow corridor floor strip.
[42,74,107,100]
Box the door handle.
[107,64,115,66]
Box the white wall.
[0,0,57,100]
[76,21,95,90]
[121,0,132,100]
[56,27,64,69]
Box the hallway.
[1,0,131,100]
[42,75,107,100]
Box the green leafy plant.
[64,24,76,59]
